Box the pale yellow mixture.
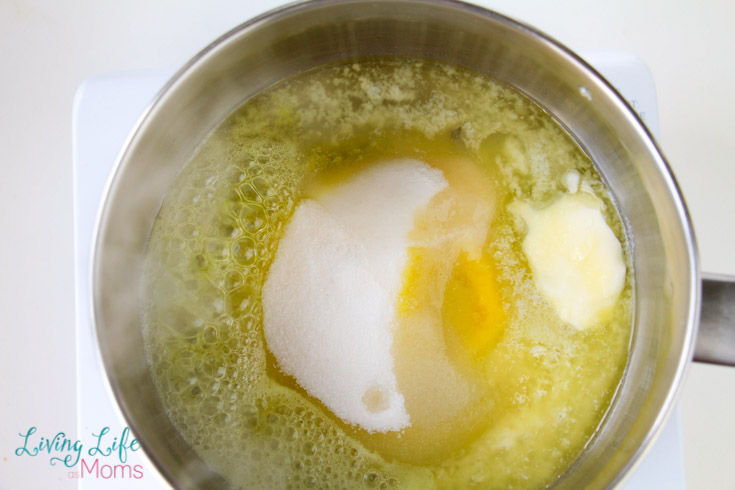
[142,58,633,489]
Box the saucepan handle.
[694,273,735,367]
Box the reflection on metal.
[695,274,735,367]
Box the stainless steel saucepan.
[91,0,735,487]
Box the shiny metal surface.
[694,274,735,367]
[91,0,700,488]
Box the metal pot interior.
[92,0,699,488]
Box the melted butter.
[141,57,633,489]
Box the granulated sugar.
[314,159,448,293]
[262,159,446,433]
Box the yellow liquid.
[142,58,632,488]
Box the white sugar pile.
[262,159,447,432]
[315,160,448,293]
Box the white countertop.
[2,1,734,488]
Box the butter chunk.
[511,193,626,330]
